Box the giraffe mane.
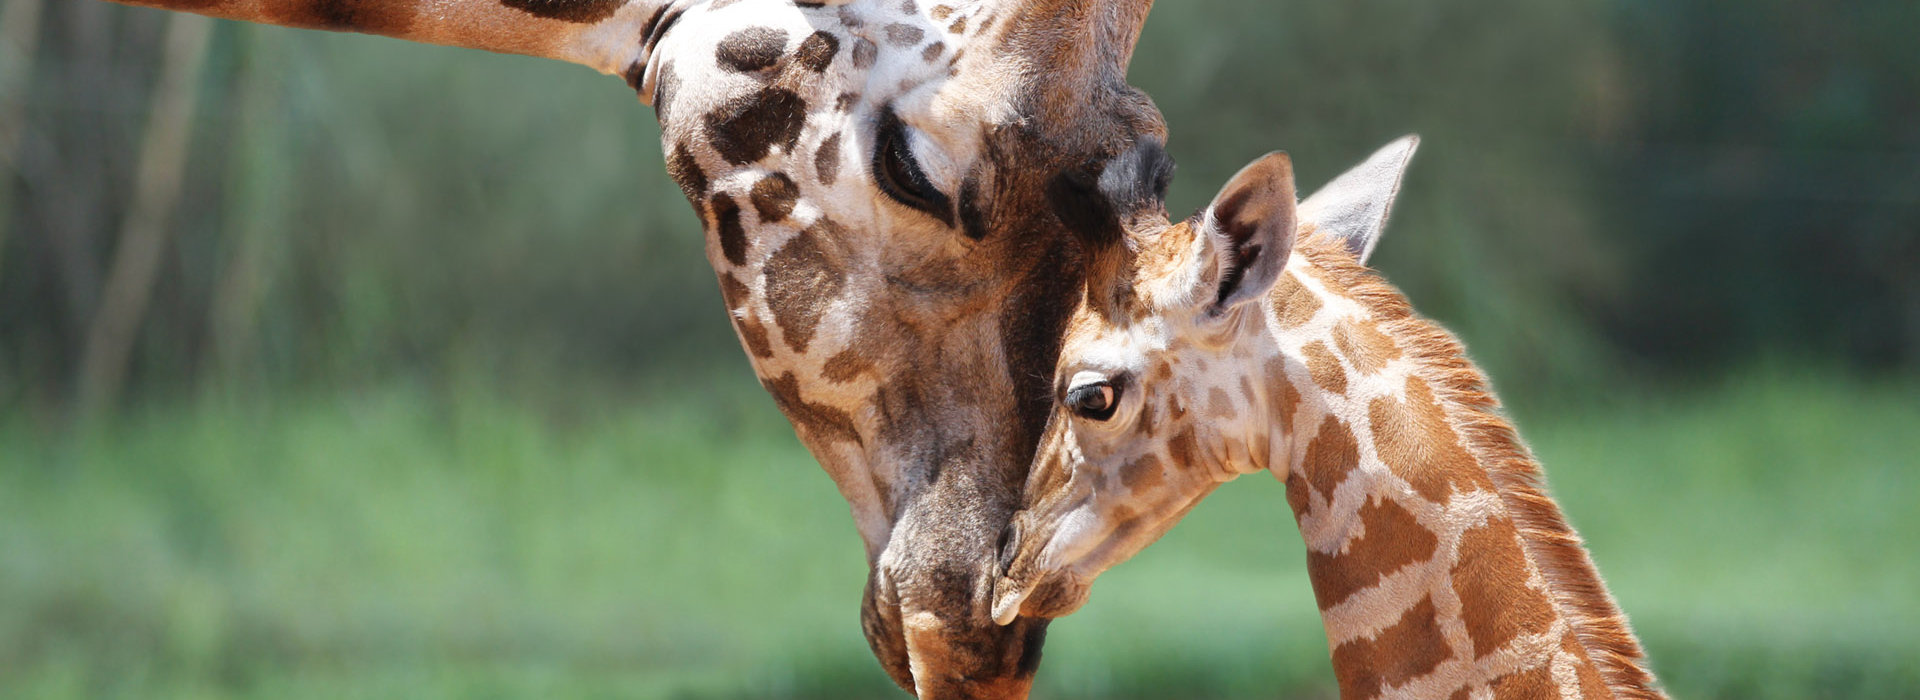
[1296,231,1666,700]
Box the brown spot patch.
[822,349,873,383]
[921,41,945,61]
[1490,663,1556,700]
[1135,400,1158,437]
[500,0,623,23]
[948,16,968,34]
[884,23,924,46]
[852,38,878,68]
[1283,471,1312,521]
[1273,272,1321,328]
[1267,358,1302,432]
[835,5,864,28]
[666,142,707,205]
[1302,341,1347,395]
[717,272,750,310]
[1300,416,1359,507]
[1453,517,1557,659]
[762,372,862,445]
[750,173,800,222]
[735,315,776,358]
[1330,596,1452,699]
[1368,376,1489,504]
[763,222,846,353]
[705,87,808,165]
[1149,360,1173,385]
[1166,426,1200,468]
[709,193,748,266]
[815,132,843,185]
[929,4,952,19]
[262,1,413,33]
[794,30,839,72]
[715,26,788,73]
[1208,386,1235,419]
[650,61,680,122]
[1120,453,1164,491]
[1306,496,1437,610]
[1447,688,1471,700]
[1333,318,1402,375]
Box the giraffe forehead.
[1060,313,1164,379]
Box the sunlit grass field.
[3,369,1916,699]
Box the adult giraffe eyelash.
[873,108,954,225]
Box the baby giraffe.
[989,138,1666,700]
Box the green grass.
[2,370,1916,699]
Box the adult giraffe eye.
[1065,382,1120,422]
[873,108,951,220]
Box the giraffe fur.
[993,138,1665,700]
[95,1,1179,697]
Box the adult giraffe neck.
[1271,239,1665,700]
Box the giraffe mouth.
[990,514,1094,626]
[991,568,1092,627]
[989,578,1031,627]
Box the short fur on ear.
[1297,135,1420,264]
[1200,151,1298,314]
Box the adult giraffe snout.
[848,3,1167,696]
[863,466,1051,699]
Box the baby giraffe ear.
[1200,151,1298,315]
[1297,135,1420,264]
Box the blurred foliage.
[0,0,1914,410]
[1,369,1916,699]
[2,0,1918,698]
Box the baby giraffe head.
[991,138,1419,624]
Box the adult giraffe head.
[105,0,1171,696]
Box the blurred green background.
[2,1,1917,698]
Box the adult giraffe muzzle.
[93,0,1169,696]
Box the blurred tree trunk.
[42,3,118,368]
[75,12,212,417]
[0,0,47,276]
[210,26,291,383]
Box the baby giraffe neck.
[1258,242,1663,700]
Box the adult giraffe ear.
[1198,151,1297,315]
[1298,135,1420,265]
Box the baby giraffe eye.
[1064,382,1120,422]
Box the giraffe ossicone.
[993,137,1668,699]
[98,0,1173,697]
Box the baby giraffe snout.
[991,512,1094,626]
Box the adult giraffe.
[98,0,1173,697]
